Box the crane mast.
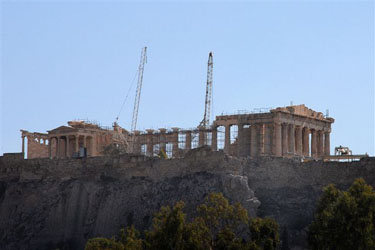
[202,52,213,129]
[131,47,147,133]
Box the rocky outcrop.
[0,149,374,250]
[243,156,375,250]
[0,148,259,250]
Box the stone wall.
[0,149,374,250]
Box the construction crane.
[199,52,213,129]
[129,46,147,151]
[113,47,147,153]
[131,47,147,133]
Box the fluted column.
[250,124,258,156]
[263,124,272,155]
[289,124,295,155]
[324,132,330,156]
[295,126,303,156]
[92,136,98,156]
[258,124,265,156]
[302,128,310,156]
[185,130,192,150]
[282,124,289,156]
[159,128,167,153]
[272,123,282,156]
[48,137,52,158]
[172,128,179,157]
[133,131,142,154]
[146,130,154,156]
[211,126,217,151]
[317,131,324,158]
[311,129,317,158]
[65,136,70,158]
[75,135,79,153]
[21,136,25,157]
[237,124,244,156]
[57,137,61,158]
[224,124,231,154]
[198,129,205,147]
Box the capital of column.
[159,128,167,134]
[146,129,154,135]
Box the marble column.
[250,124,258,156]
[146,130,154,157]
[133,131,141,154]
[264,123,273,155]
[75,135,79,152]
[48,137,52,158]
[159,128,167,153]
[302,128,310,157]
[211,126,217,151]
[282,124,289,156]
[185,130,192,150]
[258,124,265,156]
[311,129,317,158]
[295,126,303,156]
[324,132,330,156]
[21,136,25,158]
[198,129,205,147]
[172,128,179,157]
[224,124,231,154]
[57,137,61,158]
[65,136,69,158]
[237,124,244,157]
[317,131,324,157]
[272,123,282,156]
[289,124,295,155]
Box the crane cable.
[115,68,139,123]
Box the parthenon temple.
[21,104,334,160]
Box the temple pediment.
[47,126,77,134]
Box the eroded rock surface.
[0,149,374,250]
[0,148,259,250]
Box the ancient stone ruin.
[21,104,333,160]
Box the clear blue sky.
[1,1,374,156]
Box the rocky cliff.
[0,149,259,250]
[0,149,374,250]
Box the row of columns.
[48,134,92,158]
[219,123,330,158]
[141,128,209,157]
[135,123,330,159]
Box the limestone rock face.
[0,150,374,250]
[243,156,375,250]
[0,149,259,250]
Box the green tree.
[249,217,280,250]
[196,192,249,244]
[145,201,186,250]
[84,192,281,250]
[308,178,375,250]
[215,227,247,250]
[84,237,124,250]
[182,216,212,250]
[120,226,143,250]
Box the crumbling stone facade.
[213,104,334,158]
[21,104,334,160]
